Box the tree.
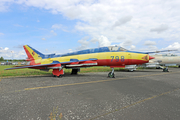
[0,56,4,61]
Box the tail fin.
[23,45,43,61]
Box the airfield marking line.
[24,71,177,91]
[24,77,128,90]
[89,88,180,120]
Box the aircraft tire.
[163,68,169,72]
[108,72,115,78]
[58,75,62,78]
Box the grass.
[49,106,62,120]
[0,65,52,77]
[0,65,127,77]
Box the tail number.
[111,56,124,62]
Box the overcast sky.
[1,0,180,59]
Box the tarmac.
[0,68,180,120]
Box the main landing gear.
[108,68,115,78]
[71,69,80,75]
[52,69,64,77]
[52,68,81,78]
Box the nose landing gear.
[163,67,169,72]
[108,68,115,78]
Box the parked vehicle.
[5,62,12,65]
[12,62,18,65]
[1,62,5,65]
[21,62,26,65]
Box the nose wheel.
[163,67,169,72]
[108,68,115,78]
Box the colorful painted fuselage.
[24,45,151,68]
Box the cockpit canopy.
[49,46,128,58]
[108,46,128,51]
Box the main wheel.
[71,69,78,75]
[108,72,115,78]
[58,75,62,78]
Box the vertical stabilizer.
[23,45,43,61]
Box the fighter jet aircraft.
[138,53,180,72]
[5,45,156,78]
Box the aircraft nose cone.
[149,56,155,60]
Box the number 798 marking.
[111,56,124,62]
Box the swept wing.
[5,58,98,70]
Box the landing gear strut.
[71,69,80,75]
[108,68,115,78]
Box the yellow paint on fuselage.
[35,52,149,65]
[24,45,149,65]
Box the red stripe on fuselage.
[96,59,148,66]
